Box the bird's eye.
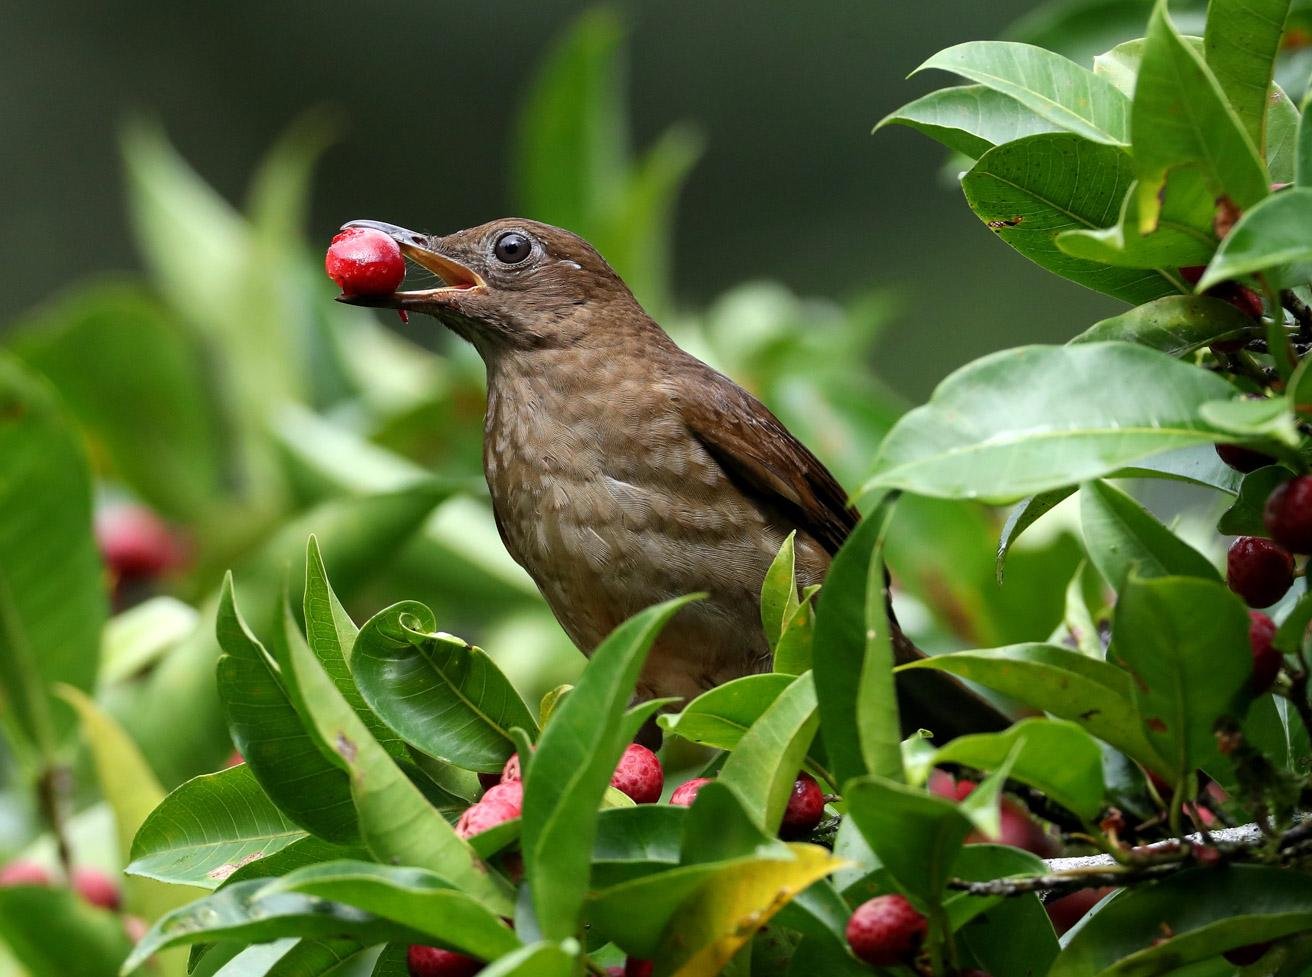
[493,231,532,264]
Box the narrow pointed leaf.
[875,85,1062,158]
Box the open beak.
[334,220,485,310]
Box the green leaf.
[930,718,1106,821]
[844,775,973,903]
[913,42,1130,144]
[0,886,131,977]
[1200,395,1300,447]
[865,343,1235,504]
[522,596,696,942]
[1093,38,1149,98]
[659,673,795,751]
[875,85,1063,159]
[1079,479,1219,593]
[962,135,1182,302]
[1298,99,1312,187]
[1132,1,1269,232]
[0,355,106,754]
[953,850,1059,977]
[761,532,800,649]
[1109,575,1251,780]
[717,673,820,832]
[224,836,370,889]
[812,503,902,787]
[352,601,537,772]
[591,805,684,888]
[996,487,1075,582]
[1056,170,1216,269]
[127,764,306,890]
[1203,0,1292,149]
[1218,465,1292,536]
[899,644,1168,772]
[1050,866,1312,977]
[261,861,520,961]
[1266,84,1301,184]
[474,943,577,977]
[772,589,817,676]
[1069,294,1256,355]
[1198,188,1312,290]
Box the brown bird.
[338,218,1007,740]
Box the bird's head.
[335,218,645,353]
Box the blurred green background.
[2,0,1124,397]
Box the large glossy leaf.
[522,597,694,941]
[0,355,105,752]
[1111,576,1252,782]
[1132,1,1268,232]
[0,886,131,977]
[262,862,520,961]
[875,85,1063,158]
[865,343,1234,504]
[352,601,536,772]
[1079,480,1219,593]
[1051,866,1312,977]
[1218,465,1292,536]
[899,644,1167,771]
[591,805,685,888]
[658,673,794,751]
[224,836,370,889]
[962,135,1181,302]
[1198,188,1312,290]
[1203,0,1292,149]
[1069,294,1256,355]
[476,943,577,977]
[914,42,1130,144]
[128,764,306,890]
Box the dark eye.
[493,231,532,264]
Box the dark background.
[1,0,1121,399]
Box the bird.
[337,217,1008,741]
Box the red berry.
[625,960,653,977]
[610,744,663,804]
[928,770,975,801]
[845,894,927,967]
[481,781,523,813]
[224,750,244,769]
[72,867,121,911]
[779,773,825,838]
[1265,476,1312,553]
[501,753,522,783]
[1179,266,1206,285]
[122,914,149,943]
[670,777,713,807]
[1223,943,1272,966]
[455,783,523,839]
[325,228,405,297]
[1215,443,1274,473]
[1227,537,1294,607]
[1249,610,1282,694]
[95,504,186,580]
[406,944,482,977]
[1227,286,1264,320]
[477,771,500,791]
[1044,887,1114,935]
[0,861,50,887]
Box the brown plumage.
[338,218,1008,738]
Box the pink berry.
[501,753,522,783]
[845,894,927,967]
[610,744,663,804]
[779,773,825,838]
[1249,610,1282,694]
[670,777,713,807]
[1265,476,1312,553]
[1226,537,1294,607]
[406,944,482,977]
[0,861,50,887]
[95,504,186,580]
[325,228,405,297]
[72,867,121,911]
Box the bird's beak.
[333,220,485,310]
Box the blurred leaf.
[717,673,819,832]
[812,504,902,788]
[522,596,694,941]
[352,601,536,772]
[1093,38,1150,97]
[1200,395,1300,446]
[1056,169,1216,268]
[8,282,226,521]
[1006,0,1206,70]
[1070,294,1255,354]
[1300,99,1312,187]
[475,943,577,977]
[1132,2,1268,233]
[1218,465,1292,535]
[900,644,1167,771]
[0,354,105,754]
[0,886,131,977]
[1050,866,1312,977]
[876,85,1064,158]
[1079,479,1219,593]
[962,135,1182,301]
[914,42,1130,144]
[866,344,1233,503]
[262,861,520,961]
[101,596,198,686]
[128,764,306,890]
[1203,0,1291,148]
[996,488,1075,582]
[659,673,795,751]
[1199,188,1312,290]
[931,718,1106,820]
[1109,575,1251,781]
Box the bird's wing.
[673,361,857,555]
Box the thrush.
[337,218,1008,741]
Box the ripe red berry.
[1227,536,1295,607]
[325,228,405,297]
[625,960,653,977]
[670,777,713,807]
[779,773,825,838]
[610,744,663,804]
[95,504,186,580]
[72,867,121,911]
[455,782,523,839]
[1044,887,1114,935]
[406,944,482,977]
[1265,476,1312,553]
[1214,443,1274,473]
[928,770,975,801]
[845,894,927,967]
[0,861,50,887]
[501,753,522,783]
[1249,610,1282,694]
